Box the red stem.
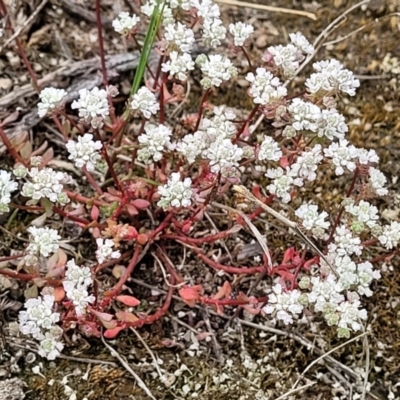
[0,123,28,166]
[194,89,210,132]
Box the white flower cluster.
[141,0,174,25]
[19,293,64,360]
[229,22,253,47]
[328,225,363,257]
[192,0,220,19]
[369,167,388,196]
[26,226,61,260]
[177,106,237,167]
[265,167,302,203]
[345,200,379,232]
[112,12,140,35]
[246,68,287,105]
[162,51,195,81]
[202,17,226,48]
[266,32,312,78]
[295,204,330,238]
[263,283,303,325]
[0,170,18,214]
[137,123,174,164]
[204,138,243,175]
[66,133,102,172]
[290,144,323,182]
[130,86,160,119]
[164,23,195,53]
[71,87,109,128]
[37,87,67,118]
[306,59,360,96]
[96,238,121,264]
[378,221,400,249]
[63,259,95,316]
[157,172,193,210]
[257,136,282,162]
[323,139,359,175]
[21,167,69,204]
[196,54,238,89]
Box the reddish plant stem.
[234,104,259,141]
[241,46,253,69]
[0,124,28,166]
[156,248,185,284]
[152,55,165,91]
[148,213,174,239]
[0,268,59,286]
[0,0,40,92]
[131,36,157,82]
[194,89,210,132]
[125,276,174,327]
[65,191,108,207]
[0,254,24,262]
[200,296,268,307]
[163,230,235,244]
[95,250,132,273]
[102,147,123,192]
[82,166,103,195]
[52,115,68,142]
[53,206,90,226]
[326,168,359,247]
[186,244,265,274]
[94,0,108,88]
[11,203,44,211]
[367,250,398,264]
[59,111,85,135]
[100,245,142,308]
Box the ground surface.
[1,0,400,399]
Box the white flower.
[141,0,174,25]
[96,238,121,264]
[308,275,344,312]
[176,131,205,164]
[66,133,102,172]
[295,204,330,237]
[0,170,18,214]
[196,54,237,89]
[368,167,388,196]
[202,17,226,48]
[203,138,243,175]
[37,87,67,117]
[306,59,360,96]
[21,167,67,203]
[268,44,302,77]
[112,12,139,35]
[328,225,363,256]
[323,139,359,175]
[258,136,282,162]
[378,221,400,249]
[245,68,287,105]
[265,167,302,203]
[63,281,95,316]
[71,87,109,128]
[164,22,195,53]
[26,227,61,257]
[345,200,379,229]
[289,32,314,55]
[316,109,348,140]
[289,145,323,182]
[191,0,220,19]
[168,0,192,10]
[287,98,321,132]
[38,334,64,360]
[356,148,379,165]
[162,51,195,81]
[200,106,237,142]
[356,261,381,297]
[137,123,174,164]
[130,86,160,119]
[64,259,93,288]
[335,255,358,289]
[229,22,253,46]
[337,300,367,332]
[157,172,193,210]
[263,283,303,325]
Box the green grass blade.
[130,0,165,96]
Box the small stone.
[0,78,12,90]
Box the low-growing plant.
[0,0,397,363]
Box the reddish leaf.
[104,325,126,339]
[182,221,192,234]
[283,247,295,264]
[91,205,100,221]
[131,199,150,210]
[53,286,65,302]
[91,310,117,329]
[116,311,139,323]
[179,285,203,307]
[137,233,148,245]
[116,295,141,307]
[213,281,232,301]
[280,156,289,168]
[125,204,138,216]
